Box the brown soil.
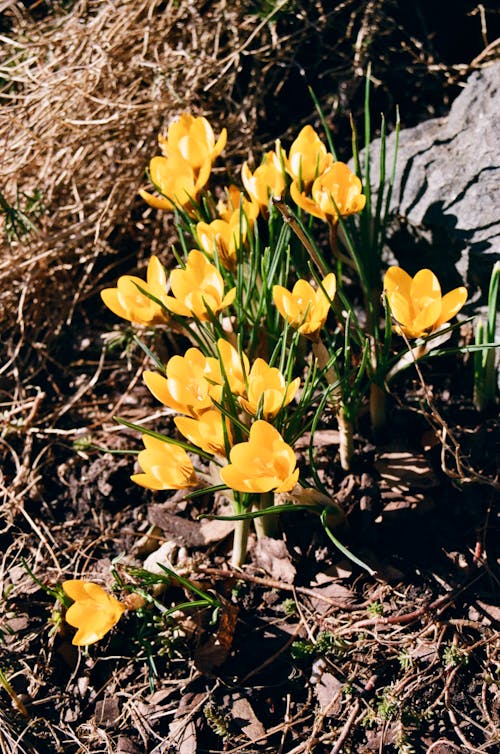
[1,2,499,753]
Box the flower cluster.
[135,336,300,494]
[102,111,469,502]
[90,109,470,636]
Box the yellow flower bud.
[241,150,286,210]
[286,125,333,187]
[131,435,199,490]
[273,273,336,337]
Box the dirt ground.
[0,2,499,753]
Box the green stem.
[253,492,279,539]
[312,336,354,470]
[231,518,250,567]
[369,381,386,434]
[337,407,354,472]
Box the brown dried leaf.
[168,719,197,754]
[231,697,266,742]
[198,516,236,544]
[294,429,340,448]
[194,602,239,673]
[475,599,500,625]
[116,736,141,754]
[149,506,234,547]
[95,696,120,728]
[425,740,468,754]
[148,508,205,547]
[311,661,343,716]
[308,572,358,614]
[252,537,296,584]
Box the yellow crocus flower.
[143,347,217,418]
[197,187,259,270]
[196,218,242,271]
[241,150,286,210]
[286,125,334,187]
[62,580,126,646]
[216,185,259,224]
[139,150,211,213]
[158,113,227,171]
[215,338,250,397]
[175,408,233,457]
[239,359,300,419]
[131,435,199,490]
[141,113,226,213]
[220,420,299,493]
[384,267,468,339]
[164,250,236,321]
[273,273,336,337]
[100,255,169,325]
[290,161,365,224]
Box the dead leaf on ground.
[116,736,141,754]
[424,739,468,754]
[168,719,197,754]
[149,506,234,547]
[95,696,120,728]
[308,570,359,613]
[194,602,239,673]
[475,599,500,625]
[294,429,340,448]
[231,696,266,741]
[252,536,297,584]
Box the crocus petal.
[435,287,468,327]
[130,472,167,490]
[411,269,441,302]
[163,295,192,317]
[213,128,227,157]
[290,181,326,220]
[384,267,413,298]
[63,580,93,603]
[412,299,443,335]
[100,288,129,320]
[138,189,174,210]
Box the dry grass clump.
[0,0,258,360]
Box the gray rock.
[365,61,500,311]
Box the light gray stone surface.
[366,61,499,310]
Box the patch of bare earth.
[1,1,499,752]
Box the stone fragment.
[366,62,500,314]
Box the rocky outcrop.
[367,61,500,310]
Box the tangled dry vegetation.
[0,1,499,753]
